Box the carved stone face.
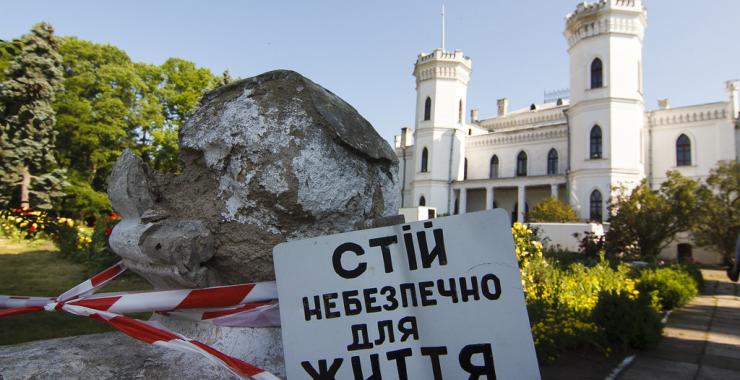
[108,70,399,289]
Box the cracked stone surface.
[109,69,399,288]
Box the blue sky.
[3,1,739,144]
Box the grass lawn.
[0,237,152,345]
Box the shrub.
[85,214,120,271]
[591,290,662,350]
[513,223,696,362]
[637,267,699,310]
[0,208,51,241]
[527,197,578,223]
[46,212,120,273]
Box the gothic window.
[590,125,602,159]
[590,189,603,222]
[547,149,559,175]
[676,134,691,166]
[516,151,527,176]
[591,58,603,89]
[463,158,468,180]
[424,97,432,121]
[421,147,429,172]
[489,155,499,179]
[458,99,463,123]
[419,196,426,206]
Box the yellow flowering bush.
[0,208,51,241]
[512,223,663,362]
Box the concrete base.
[0,317,285,379]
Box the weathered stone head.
[108,70,399,289]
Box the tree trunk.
[20,166,30,209]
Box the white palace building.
[395,0,738,230]
[394,0,738,261]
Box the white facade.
[395,0,739,263]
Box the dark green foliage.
[692,161,740,265]
[51,39,218,218]
[50,213,120,273]
[0,39,22,81]
[0,23,65,209]
[608,172,701,260]
[591,291,662,350]
[637,267,699,311]
[527,196,578,223]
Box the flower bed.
[512,223,701,362]
[1,208,120,273]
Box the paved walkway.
[619,269,740,380]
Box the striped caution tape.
[0,261,281,380]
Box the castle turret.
[410,48,472,214]
[564,0,647,221]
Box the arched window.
[458,99,463,123]
[547,149,559,175]
[676,134,691,166]
[420,147,429,173]
[489,155,499,179]
[516,151,527,176]
[463,158,468,180]
[590,125,602,159]
[424,97,432,121]
[590,190,603,222]
[419,196,426,206]
[591,58,603,89]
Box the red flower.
[29,225,37,232]
[109,213,120,220]
[105,227,113,236]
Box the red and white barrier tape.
[0,261,281,380]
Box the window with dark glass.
[591,58,603,89]
[424,97,432,121]
[590,190,603,222]
[463,158,468,180]
[547,149,559,175]
[590,125,602,159]
[489,155,499,178]
[419,196,426,206]
[516,151,527,176]
[420,147,429,172]
[676,134,691,166]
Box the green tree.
[53,37,146,217]
[0,23,65,210]
[51,38,218,218]
[607,171,700,260]
[693,161,740,264]
[527,196,578,222]
[0,39,22,82]
[149,58,217,172]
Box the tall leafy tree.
[693,161,740,264]
[0,23,65,209]
[607,172,700,260]
[52,38,218,217]
[53,37,144,217]
[150,58,218,173]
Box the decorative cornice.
[466,126,568,148]
[647,103,729,127]
[564,0,646,48]
[479,107,567,130]
[414,48,472,85]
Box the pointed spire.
[441,4,446,51]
